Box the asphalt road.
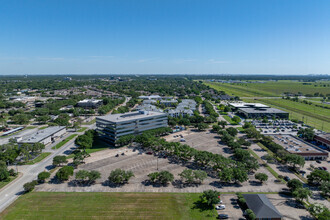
[0,123,96,213]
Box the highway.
[0,123,96,213]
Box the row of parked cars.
[215,200,228,219]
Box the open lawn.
[24,152,51,165]
[52,134,78,150]
[0,192,217,220]
[204,80,330,97]
[0,175,19,189]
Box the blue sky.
[0,0,329,75]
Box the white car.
[215,205,225,210]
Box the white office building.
[17,126,66,146]
[96,111,168,144]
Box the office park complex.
[0,75,329,220]
[1,1,330,219]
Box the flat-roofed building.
[271,134,328,160]
[314,133,330,150]
[96,111,168,144]
[138,95,161,100]
[17,126,66,146]
[238,107,289,119]
[229,102,269,111]
[77,99,103,108]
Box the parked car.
[146,152,153,155]
[284,176,290,181]
[215,205,225,210]
[322,167,327,170]
[218,214,229,219]
[316,160,321,164]
[180,138,186,142]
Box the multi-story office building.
[96,111,168,144]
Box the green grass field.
[77,127,88,132]
[24,152,51,165]
[52,134,78,150]
[204,80,330,97]
[0,192,218,220]
[0,175,19,189]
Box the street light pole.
[157,157,159,171]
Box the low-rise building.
[271,134,328,160]
[243,194,283,220]
[136,104,163,113]
[138,95,161,100]
[17,126,66,146]
[96,111,168,144]
[167,99,196,117]
[238,107,289,119]
[77,99,103,108]
[314,133,330,150]
[160,99,178,107]
[229,102,269,111]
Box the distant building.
[242,194,283,220]
[238,107,289,119]
[167,99,196,118]
[160,99,178,107]
[96,111,168,144]
[136,104,163,113]
[17,126,66,146]
[63,77,72,81]
[314,133,330,150]
[77,99,103,108]
[229,102,269,111]
[271,134,328,160]
[138,95,162,100]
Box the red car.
[146,152,153,155]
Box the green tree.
[37,171,50,183]
[226,127,238,137]
[52,155,68,166]
[233,167,248,183]
[298,127,315,141]
[307,169,330,185]
[320,181,330,198]
[147,171,174,185]
[23,181,37,192]
[287,179,303,192]
[200,190,220,207]
[0,167,9,181]
[232,116,241,124]
[56,166,74,181]
[108,169,134,185]
[219,167,234,183]
[218,120,227,129]
[196,123,208,131]
[292,188,312,203]
[255,173,268,184]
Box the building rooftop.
[239,107,288,114]
[229,102,269,108]
[97,111,167,123]
[138,95,161,100]
[243,194,282,219]
[271,134,328,156]
[316,133,330,141]
[18,126,66,144]
[78,99,102,104]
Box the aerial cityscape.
[0,1,329,220]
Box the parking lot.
[36,129,285,193]
[217,194,244,220]
[267,193,313,220]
